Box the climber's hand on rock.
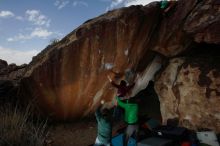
[107,75,112,82]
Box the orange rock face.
[20,4,161,120]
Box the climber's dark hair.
[120,80,127,86]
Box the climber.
[107,75,135,121]
[116,96,139,146]
[160,0,169,9]
[160,0,177,15]
[108,75,135,100]
[94,103,112,146]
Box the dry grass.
[0,104,48,146]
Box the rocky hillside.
[1,0,220,132]
[0,59,26,104]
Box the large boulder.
[14,0,220,133]
[0,60,27,105]
[0,59,8,76]
[0,59,7,69]
[20,4,162,120]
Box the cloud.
[7,34,31,42]
[31,27,53,38]
[54,0,70,9]
[15,16,24,20]
[99,0,111,2]
[0,46,39,65]
[125,0,156,7]
[0,10,23,21]
[54,0,88,9]
[106,0,156,10]
[0,10,14,18]
[26,10,51,27]
[7,27,53,42]
[106,0,125,10]
[73,1,88,7]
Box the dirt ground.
[45,118,97,146]
[45,117,125,146]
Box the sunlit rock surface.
[155,56,220,132]
[20,3,161,119]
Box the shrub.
[49,38,60,46]
[0,104,47,146]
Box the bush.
[0,104,47,146]
[49,38,60,46]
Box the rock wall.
[155,55,220,132]
[153,0,220,131]
[184,0,220,44]
[20,3,162,119]
[0,59,27,104]
[5,0,219,132]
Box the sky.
[0,0,157,65]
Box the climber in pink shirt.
[107,75,135,121]
[108,75,135,100]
